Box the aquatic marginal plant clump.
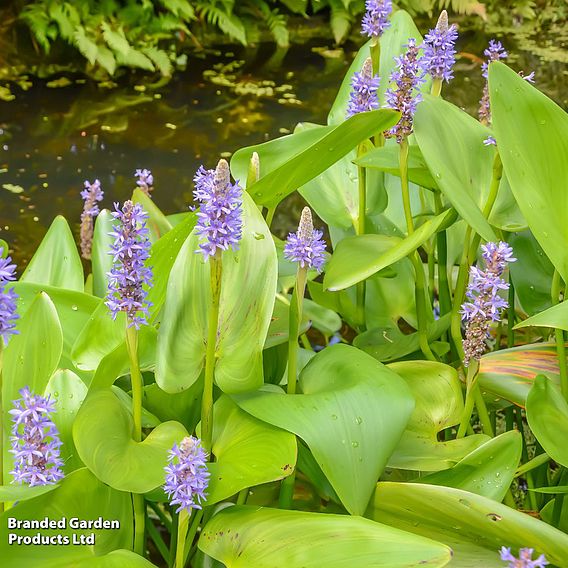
[0,248,18,344]
[461,242,516,366]
[79,178,103,260]
[9,387,64,487]
[193,159,243,259]
[164,436,210,514]
[284,207,327,272]
[346,58,380,117]
[106,200,153,329]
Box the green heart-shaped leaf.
[233,344,414,515]
[386,361,489,471]
[21,216,84,291]
[73,389,188,492]
[156,192,277,394]
[199,505,451,567]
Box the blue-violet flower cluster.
[284,207,327,273]
[461,241,516,366]
[422,10,458,82]
[0,247,19,344]
[361,0,392,38]
[384,38,425,143]
[500,546,548,567]
[346,58,380,118]
[193,159,243,259]
[135,169,154,197]
[479,40,508,124]
[9,387,64,486]
[106,200,153,329]
[80,179,103,260]
[164,436,210,514]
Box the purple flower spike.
[384,38,425,143]
[164,436,210,514]
[479,39,508,125]
[347,58,380,118]
[461,241,516,366]
[80,179,104,260]
[193,159,243,259]
[135,169,154,197]
[9,387,64,486]
[284,207,327,272]
[422,10,458,82]
[0,247,19,344]
[361,0,392,39]
[500,546,548,567]
[106,200,153,329]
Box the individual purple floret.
[422,10,458,82]
[164,436,210,514]
[9,387,64,486]
[193,159,243,259]
[346,58,380,117]
[361,0,392,39]
[384,38,425,143]
[479,40,508,125]
[106,200,153,329]
[484,136,497,146]
[0,247,19,344]
[79,179,104,260]
[500,546,548,567]
[284,207,327,273]
[135,169,154,197]
[461,242,516,366]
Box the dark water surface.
[1,27,566,267]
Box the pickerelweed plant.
[3,6,568,568]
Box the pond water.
[0,22,566,267]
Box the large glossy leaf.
[132,188,172,240]
[477,342,562,407]
[233,344,414,515]
[414,96,497,243]
[156,192,277,394]
[199,506,451,567]
[91,209,115,298]
[21,216,84,291]
[73,389,188,492]
[45,369,88,472]
[509,231,554,316]
[514,299,568,331]
[490,61,568,284]
[0,468,133,567]
[231,110,399,209]
[386,361,489,471]
[328,10,427,124]
[370,482,568,567]
[418,431,522,501]
[324,209,456,291]
[526,375,568,469]
[12,282,98,358]
[203,396,296,505]
[0,484,57,502]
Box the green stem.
[279,472,296,509]
[125,325,145,554]
[183,509,204,566]
[514,452,550,478]
[457,361,480,438]
[434,192,451,316]
[287,267,307,395]
[201,254,222,454]
[431,77,442,97]
[237,488,248,505]
[175,509,189,568]
[553,469,566,528]
[551,270,568,401]
[168,507,179,568]
[472,386,494,437]
[369,38,380,75]
[265,207,276,228]
[147,516,169,564]
[148,501,171,532]
[399,139,414,234]
[507,275,515,348]
[356,143,367,330]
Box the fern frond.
[156,0,195,20]
[141,46,173,77]
[101,21,131,56]
[48,2,80,41]
[329,0,352,44]
[95,45,117,75]
[197,4,247,45]
[115,48,155,72]
[73,26,99,65]
[19,4,52,53]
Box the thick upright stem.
[175,509,189,568]
[288,268,307,395]
[552,270,568,401]
[434,192,451,316]
[431,78,442,97]
[399,139,414,234]
[370,38,380,75]
[202,255,222,454]
[356,144,368,330]
[457,362,479,438]
[125,324,145,555]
